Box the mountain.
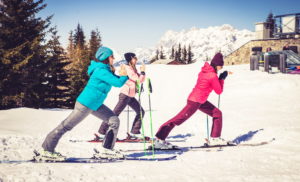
[134,24,255,63]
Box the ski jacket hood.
[87,60,109,76]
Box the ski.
[197,138,275,148]
[124,155,177,161]
[122,138,275,152]
[146,145,182,151]
[0,157,169,164]
[121,146,183,153]
[92,148,179,161]
[69,133,186,143]
[0,158,116,164]
[89,136,151,143]
[69,137,185,143]
[0,154,178,164]
[88,138,186,143]
[184,138,276,151]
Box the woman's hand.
[219,71,233,80]
[140,64,146,72]
[219,71,228,80]
[119,64,127,76]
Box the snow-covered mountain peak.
[135,24,255,63]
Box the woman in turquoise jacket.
[38,47,128,161]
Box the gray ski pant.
[99,93,145,135]
[42,102,120,152]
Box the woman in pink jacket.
[154,53,229,149]
[98,53,146,138]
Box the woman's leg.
[42,102,92,152]
[92,104,120,149]
[127,97,145,134]
[155,100,200,140]
[198,101,222,138]
[98,94,130,135]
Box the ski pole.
[206,95,221,141]
[127,87,130,134]
[206,115,209,140]
[147,78,155,158]
[206,74,224,141]
[218,95,220,108]
[127,106,129,134]
[137,80,147,155]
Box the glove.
[219,71,228,80]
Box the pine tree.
[182,46,187,64]
[67,31,74,60]
[67,24,90,102]
[178,44,182,63]
[65,30,75,73]
[42,27,72,108]
[187,45,194,64]
[0,0,52,109]
[174,50,178,62]
[73,24,85,49]
[175,44,182,63]
[89,29,102,60]
[159,46,166,59]
[155,49,159,60]
[170,46,175,60]
[266,12,275,37]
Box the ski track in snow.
[1,62,300,182]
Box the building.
[255,22,272,39]
[255,13,300,40]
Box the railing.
[224,40,253,58]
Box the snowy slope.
[135,24,255,62]
[1,62,300,182]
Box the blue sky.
[39,0,300,52]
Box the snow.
[1,61,300,182]
[135,24,255,62]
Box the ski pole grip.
[148,78,153,93]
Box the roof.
[274,13,300,18]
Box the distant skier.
[37,47,128,161]
[98,52,146,139]
[154,52,230,149]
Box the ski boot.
[152,138,179,150]
[93,148,125,160]
[205,137,235,146]
[127,132,150,141]
[33,149,66,162]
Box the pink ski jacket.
[188,62,224,103]
[120,65,146,97]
